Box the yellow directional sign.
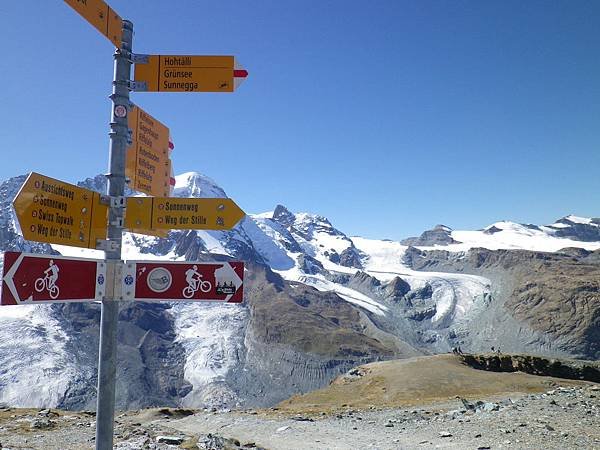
[125,197,245,231]
[13,173,108,249]
[64,0,123,47]
[126,105,171,197]
[134,55,248,93]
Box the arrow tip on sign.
[234,62,248,90]
[227,199,246,229]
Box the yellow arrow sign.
[126,105,172,197]
[125,197,245,231]
[64,0,123,47]
[134,55,248,93]
[13,173,108,249]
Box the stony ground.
[0,384,598,449]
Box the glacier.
[0,171,599,408]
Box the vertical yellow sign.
[126,105,171,197]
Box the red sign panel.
[123,261,244,303]
[1,252,106,305]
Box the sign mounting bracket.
[130,53,150,64]
[96,239,121,252]
[128,81,148,92]
[110,196,126,208]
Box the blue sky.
[1,1,599,239]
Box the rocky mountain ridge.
[0,171,598,411]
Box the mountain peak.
[173,172,227,199]
[0,174,27,201]
[401,224,459,246]
[558,215,594,225]
[272,204,295,227]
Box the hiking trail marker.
[126,104,172,197]
[122,260,244,303]
[13,172,108,249]
[63,0,123,47]
[1,252,106,305]
[133,55,248,92]
[124,197,245,230]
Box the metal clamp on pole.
[117,48,133,61]
[130,53,150,64]
[110,196,126,208]
[95,239,121,252]
[108,123,129,135]
[128,80,148,92]
[110,217,124,227]
[100,195,111,206]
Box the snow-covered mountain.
[0,171,599,410]
[402,218,600,252]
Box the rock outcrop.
[460,353,600,383]
[401,225,460,246]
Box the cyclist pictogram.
[183,265,212,298]
[34,260,60,299]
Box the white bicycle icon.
[34,274,60,299]
[182,277,212,298]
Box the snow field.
[0,306,75,407]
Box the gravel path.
[0,384,598,449]
[169,384,600,449]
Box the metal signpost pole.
[95,20,133,450]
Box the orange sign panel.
[126,105,171,197]
[64,0,123,47]
[134,55,240,92]
[13,173,108,249]
[124,197,245,231]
